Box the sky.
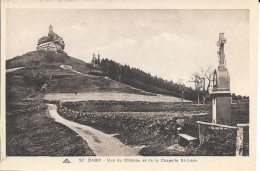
[6,9,249,96]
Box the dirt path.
[47,104,138,156]
[59,65,96,77]
[6,67,25,73]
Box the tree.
[91,53,96,65]
[190,73,203,104]
[97,53,101,65]
[200,66,214,104]
[190,66,213,104]
[177,79,185,105]
[231,93,237,101]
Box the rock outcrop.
[37,25,65,53]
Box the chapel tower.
[49,25,53,33]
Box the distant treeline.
[91,55,250,102]
[91,55,198,101]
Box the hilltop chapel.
[37,25,65,53]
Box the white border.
[0,0,258,171]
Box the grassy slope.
[6,51,93,74]
[6,51,98,156]
[7,51,153,95]
[6,101,95,156]
[6,66,95,155]
[5,51,156,156]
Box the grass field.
[44,92,190,102]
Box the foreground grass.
[6,100,95,156]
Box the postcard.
[0,0,258,170]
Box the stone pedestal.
[211,92,231,125]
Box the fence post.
[198,123,205,145]
[236,126,244,156]
[236,124,249,156]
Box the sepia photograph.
[0,0,258,171]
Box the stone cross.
[217,33,226,67]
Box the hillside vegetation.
[91,57,198,101]
[7,51,156,102]
[7,51,90,73]
[7,51,199,101]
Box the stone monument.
[210,33,231,125]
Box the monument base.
[211,91,231,125]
